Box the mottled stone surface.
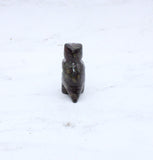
[62,43,85,103]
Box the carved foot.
[62,84,68,94]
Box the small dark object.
[62,43,85,103]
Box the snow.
[0,0,153,159]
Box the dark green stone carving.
[62,43,85,103]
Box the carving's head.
[64,43,82,61]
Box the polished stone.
[62,43,85,103]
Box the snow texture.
[0,0,153,159]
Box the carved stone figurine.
[62,43,85,103]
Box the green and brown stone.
[62,43,85,103]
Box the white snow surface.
[0,0,153,159]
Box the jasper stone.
[62,43,85,103]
